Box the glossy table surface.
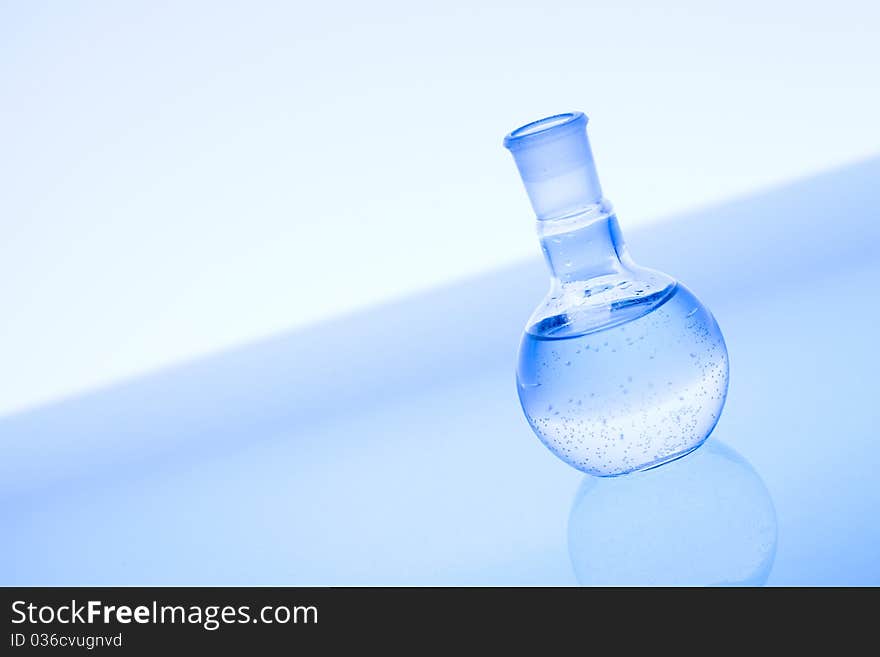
[3,159,879,585]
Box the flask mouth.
[504,112,587,151]
[502,111,602,220]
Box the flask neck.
[538,206,630,285]
[503,112,603,221]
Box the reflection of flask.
[567,440,777,586]
[504,112,729,476]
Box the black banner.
[0,587,869,652]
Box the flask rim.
[503,112,587,151]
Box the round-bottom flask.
[504,113,729,476]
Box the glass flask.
[503,112,729,476]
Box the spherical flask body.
[517,284,728,476]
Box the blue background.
[3,0,879,420]
[3,159,878,585]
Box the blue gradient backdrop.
[3,160,879,584]
[2,2,879,585]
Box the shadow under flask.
[504,112,729,476]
